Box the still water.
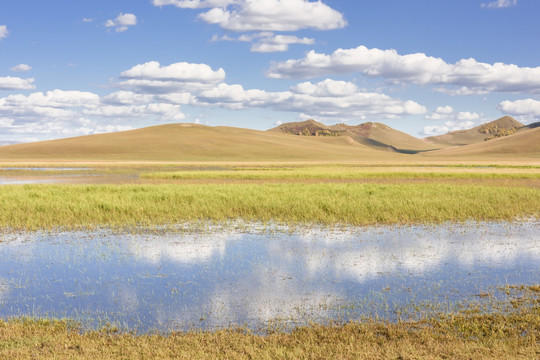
[0,221,538,332]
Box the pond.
[0,221,538,333]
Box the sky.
[1,0,540,143]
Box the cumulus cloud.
[251,34,315,53]
[457,111,481,120]
[152,0,237,8]
[198,0,346,32]
[2,90,99,108]
[11,64,32,72]
[422,120,476,136]
[0,88,187,141]
[82,18,94,23]
[83,103,186,121]
[212,32,315,53]
[118,61,226,93]
[499,98,540,118]
[0,76,36,90]
[482,0,517,8]
[0,25,8,40]
[121,61,225,82]
[198,78,427,120]
[0,91,100,123]
[425,105,454,120]
[105,13,137,32]
[267,45,540,94]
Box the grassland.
[0,180,539,230]
[1,286,538,359]
[142,165,540,181]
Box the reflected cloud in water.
[0,221,538,332]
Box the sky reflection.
[0,221,538,332]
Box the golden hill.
[270,120,440,153]
[0,123,400,162]
[422,126,540,158]
[340,122,440,153]
[425,116,524,147]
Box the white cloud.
[0,76,36,90]
[82,18,94,23]
[105,13,137,33]
[152,0,237,8]
[212,32,315,53]
[425,106,454,120]
[457,111,480,121]
[0,25,8,40]
[482,0,517,8]
[0,88,187,141]
[499,98,540,117]
[198,0,346,32]
[436,105,454,115]
[121,61,225,83]
[197,79,427,120]
[101,91,155,105]
[251,34,315,53]
[0,91,100,124]
[118,61,226,93]
[11,64,32,72]
[83,103,186,121]
[2,90,99,108]
[422,120,476,136]
[267,45,540,94]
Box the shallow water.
[0,177,59,185]
[0,221,538,332]
[1,167,92,171]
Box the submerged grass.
[0,288,538,359]
[0,183,539,230]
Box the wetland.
[0,162,538,358]
[0,221,538,333]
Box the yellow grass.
[1,285,538,360]
[0,182,538,230]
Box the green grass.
[1,183,538,230]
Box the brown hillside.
[425,116,524,146]
[270,120,440,153]
[422,126,540,158]
[269,119,345,137]
[340,122,441,153]
[0,123,398,162]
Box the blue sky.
[1,0,539,143]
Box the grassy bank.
[142,168,540,181]
[1,288,538,359]
[0,183,539,230]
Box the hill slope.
[270,120,440,153]
[0,123,397,162]
[423,126,540,158]
[425,116,524,147]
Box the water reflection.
[0,221,538,332]
[0,177,59,185]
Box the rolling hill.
[425,116,524,147]
[0,117,538,162]
[0,123,398,162]
[270,120,440,153]
[422,126,540,158]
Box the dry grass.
[1,299,537,360]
